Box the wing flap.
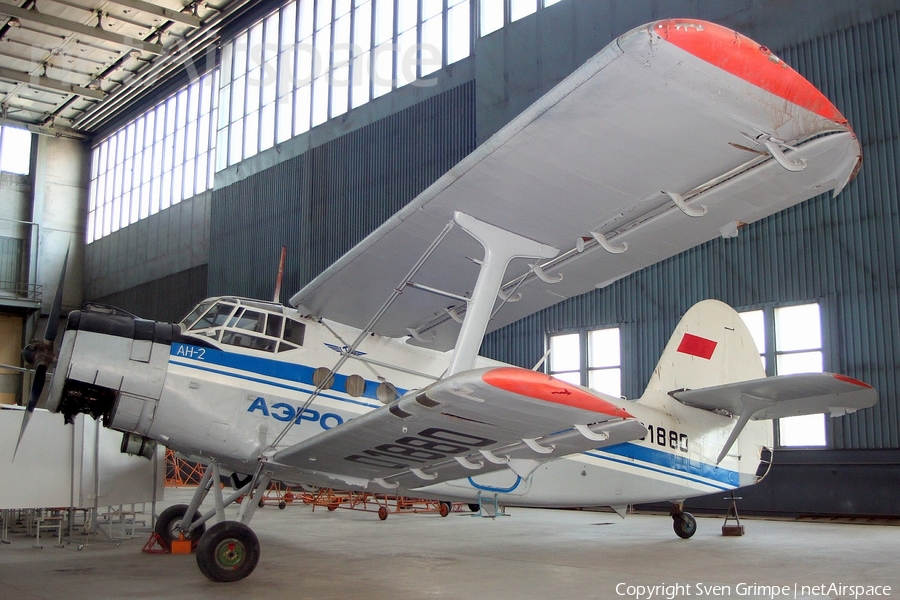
[273,367,647,489]
[671,372,877,419]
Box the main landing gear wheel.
[673,512,697,539]
[196,521,260,583]
[155,504,206,550]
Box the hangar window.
[547,326,622,398]
[87,72,218,243]
[479,0,567,36]
[0,126,32,175]
[739,302,825,448]
[216,0,479,170]
[87,0,572,238]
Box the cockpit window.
[266,315,283,338]
[181,300,215,329]
[283,321,305,346]
[181,298,305,353]
[194,302,237,329]
[228,309,267,333]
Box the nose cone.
[21,343,37,365]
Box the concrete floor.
[1,488,898,600]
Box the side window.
[221,330,276,352]
[282,320,306,347]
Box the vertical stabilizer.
[642,300,764,405]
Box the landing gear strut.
[170,463,272,582]
[671,503,697,539]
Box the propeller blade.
[13,363,47,459]
[44,244,70,343]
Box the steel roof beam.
[0,65,105,99]
[0,115,88,139]
[106,0,202,29]
[0,4,164,55]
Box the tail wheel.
[673,512,697,539]
[196,522,260,583]
[438,501,451,517]
[155,504,206,550]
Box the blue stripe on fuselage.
[586,443,739,490]
[169,342,403,405]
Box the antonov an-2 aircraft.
[18,19,877,582]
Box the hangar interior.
[1,0,898,517]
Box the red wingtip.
[483,367,633,418]
[654,19,848,125]
[833,373,873,388]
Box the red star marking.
[677,333,717,360]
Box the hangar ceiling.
[0,0,261,137]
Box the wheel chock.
[141,532,170,554]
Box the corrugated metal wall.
[93,264,209,324]
[208,81,477,300]
[482,11,900,451]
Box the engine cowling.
[47,309,178,436]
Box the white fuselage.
[153,310,771,509]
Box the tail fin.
[642,299,764,405]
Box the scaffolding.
[164,449,206,487]
[298,488,458,520]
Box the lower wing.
[273,367,647,490]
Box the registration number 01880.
[345,427,497,470]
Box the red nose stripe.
[677,333,718,360]
[655,19,847,124]
[482,367,632,418]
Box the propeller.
[14,245,69,459]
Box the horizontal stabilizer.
[671,372,877,419]
[673,372,877,464]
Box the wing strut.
[446,212,558,376]
[268,220,457,450]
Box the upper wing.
[273,366,647,490]
[671,372,878,420]
[290,19,860,350]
